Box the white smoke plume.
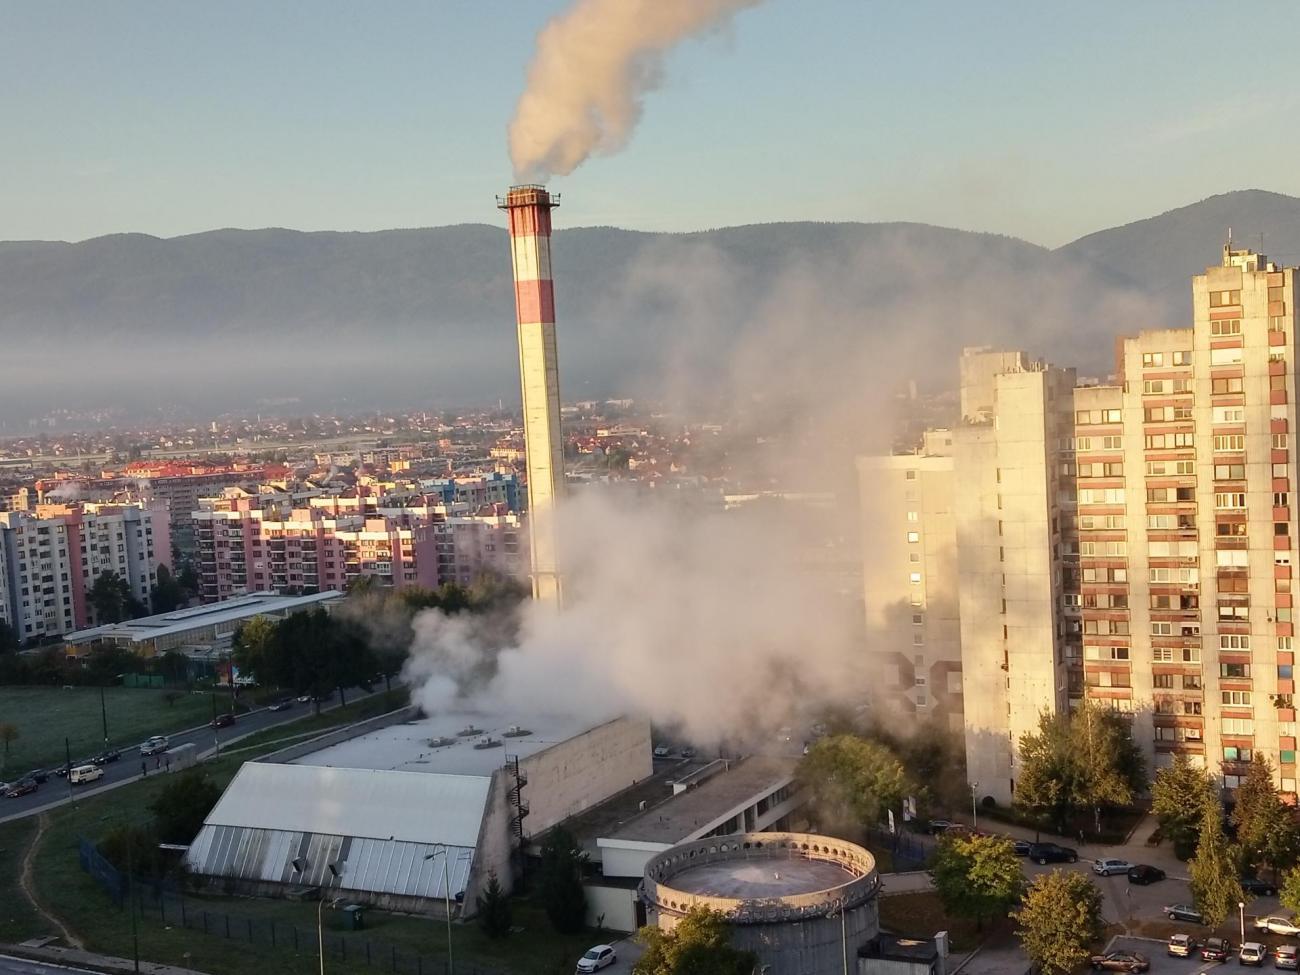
[509,0,763,182]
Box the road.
[0,684,393,823]
[0,956,98,975]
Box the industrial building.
[63,590,342,658]
[640,832,880,975]
[859,245,1300,803]
[185,708,652,915]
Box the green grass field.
[0,686,227,778]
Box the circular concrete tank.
[640,832,880,975]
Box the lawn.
[878,891,996,953]
[0,689,606,975]
[0,686,224,776]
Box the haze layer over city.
[4,3,1300,975]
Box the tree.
[149,770,223,845]
[1152,755,1215,858]
[1189,790,1245,926]
[0,722,17,768]
[537,827,587,934]
[797,734,910,836]
[930,833,1025,930]
[0,619,18,654]
[1280,866,1300,916]
[633,907,757,975]
[1013,870,1104,975]
[231,616,278,686]
[1015,702,1146,835]
[88,570,147,624]
[1231,754,1300,877]
[475,871,512,939]
[150,564,187,613]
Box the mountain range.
[2,189,1298,420]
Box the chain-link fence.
[79,838,508,975]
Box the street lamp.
[292,857,340,975]
[1239,900,1247,943]
[970,781,980,830]
[425,847,456,975]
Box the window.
[1153,673,1174,689]
[1151,621,1173,636]
[1172,350,1192,365]
[1214,406,1245,423]
[1284,751,1297,765]
[1211,346,1244,365]
[1222,690,1253,706]
[909,572,921,584]
[1221,635,1251,650]
[1222,717,1254,735]
[907,531,920,543]
[1103,435,1122,449]
[1210,290,1241,307]
[1144,380,1165,394]
[1142,352,1164,367]
[1275,434,1290,450]
[1214,434,1245,452]
[1283,637,1295,651]
[905,470,916,480]
[1213,376,1245,394]
[1221,663,1252,679]
[907,511,918,522]
[1216,492,1247,509]
[1145,432,1195,448]
[1215,463,1247,479]
[1280,493,1292,507]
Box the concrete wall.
[462,769,517,915]
[584,884,639,934]
[520,715,653,837]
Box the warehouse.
[186,708,652,915]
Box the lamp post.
[1239,900,1247,943]
[424,847,455,975]
[970,781,979,831]
[293,857,339,975]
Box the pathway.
[17,814,82,950]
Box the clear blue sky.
[4,0,1297,247]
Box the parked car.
[652,745,672,758]
[1200,937,1232,961]
[1167,933,1198,957]
[23,769,49,784]
[1242,943,1269,967]
[5,778,37,798]
[69,764,104,785]
[575,944,617,973]
[53,762,72,778]
[1256,916,1300,937]
[1127,865,1166,885]
[1166,903,1206,924]
[1243,877,1280,897]
[1089,951,1149,973]
[91,749,121,765]
[1094,858,1135,877]
[268,698,294,712]
[926,820,955,835]
[1275,944,1298,970]
[211,712,235,729]
[1012,839,1031,857]
[1028,842,1078,864]
[139,736,169,756]
[680,747,697,759]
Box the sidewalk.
[3,942,212,975]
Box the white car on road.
[140,736,169,756]
[1093,858,1135,877]
[575,945,617,972]
[1256,916,1300,937]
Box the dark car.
[1199,937,1232,961]
[268,698,294,712]
[1013,840,1031,857]
[53,762,72,778]
[1127,864,1166,885]
[1242,877,1279,897]
[211,712,235,729]
[1165,903,1206,924]
[23,769,49,784]
[91,749,121,766]
[4,778,38,798]
[1089,950,1149,973]
[1028,842,1078,864]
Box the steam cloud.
[508,0,763,182]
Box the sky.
[4,0,1299,248]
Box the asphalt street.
[0,683,391,822]
[0,955,98,975]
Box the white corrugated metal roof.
[203,762,490,847]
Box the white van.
[69,764,103,785]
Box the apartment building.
[192,492,524,602]
[859,246,1300,802]
[0,502,160,642]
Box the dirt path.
[18,812,84,949]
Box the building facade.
[859,247,1300,802]
[0,502,160,642]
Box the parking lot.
[1103,934,1300,974]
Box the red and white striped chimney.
[499,184,564,607]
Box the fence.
[78,839,507,975]
[866,826,933,872]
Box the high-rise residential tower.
[499,185,564,607]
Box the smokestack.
[499,184,565,607]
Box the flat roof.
[669,856,853,898]
[65,590,343,644]
[292,709,615,778]
[606,756,796,845]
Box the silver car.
[1274,945,1297,970]
[1094,858,1135,877]
[1256,917,1300,937]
